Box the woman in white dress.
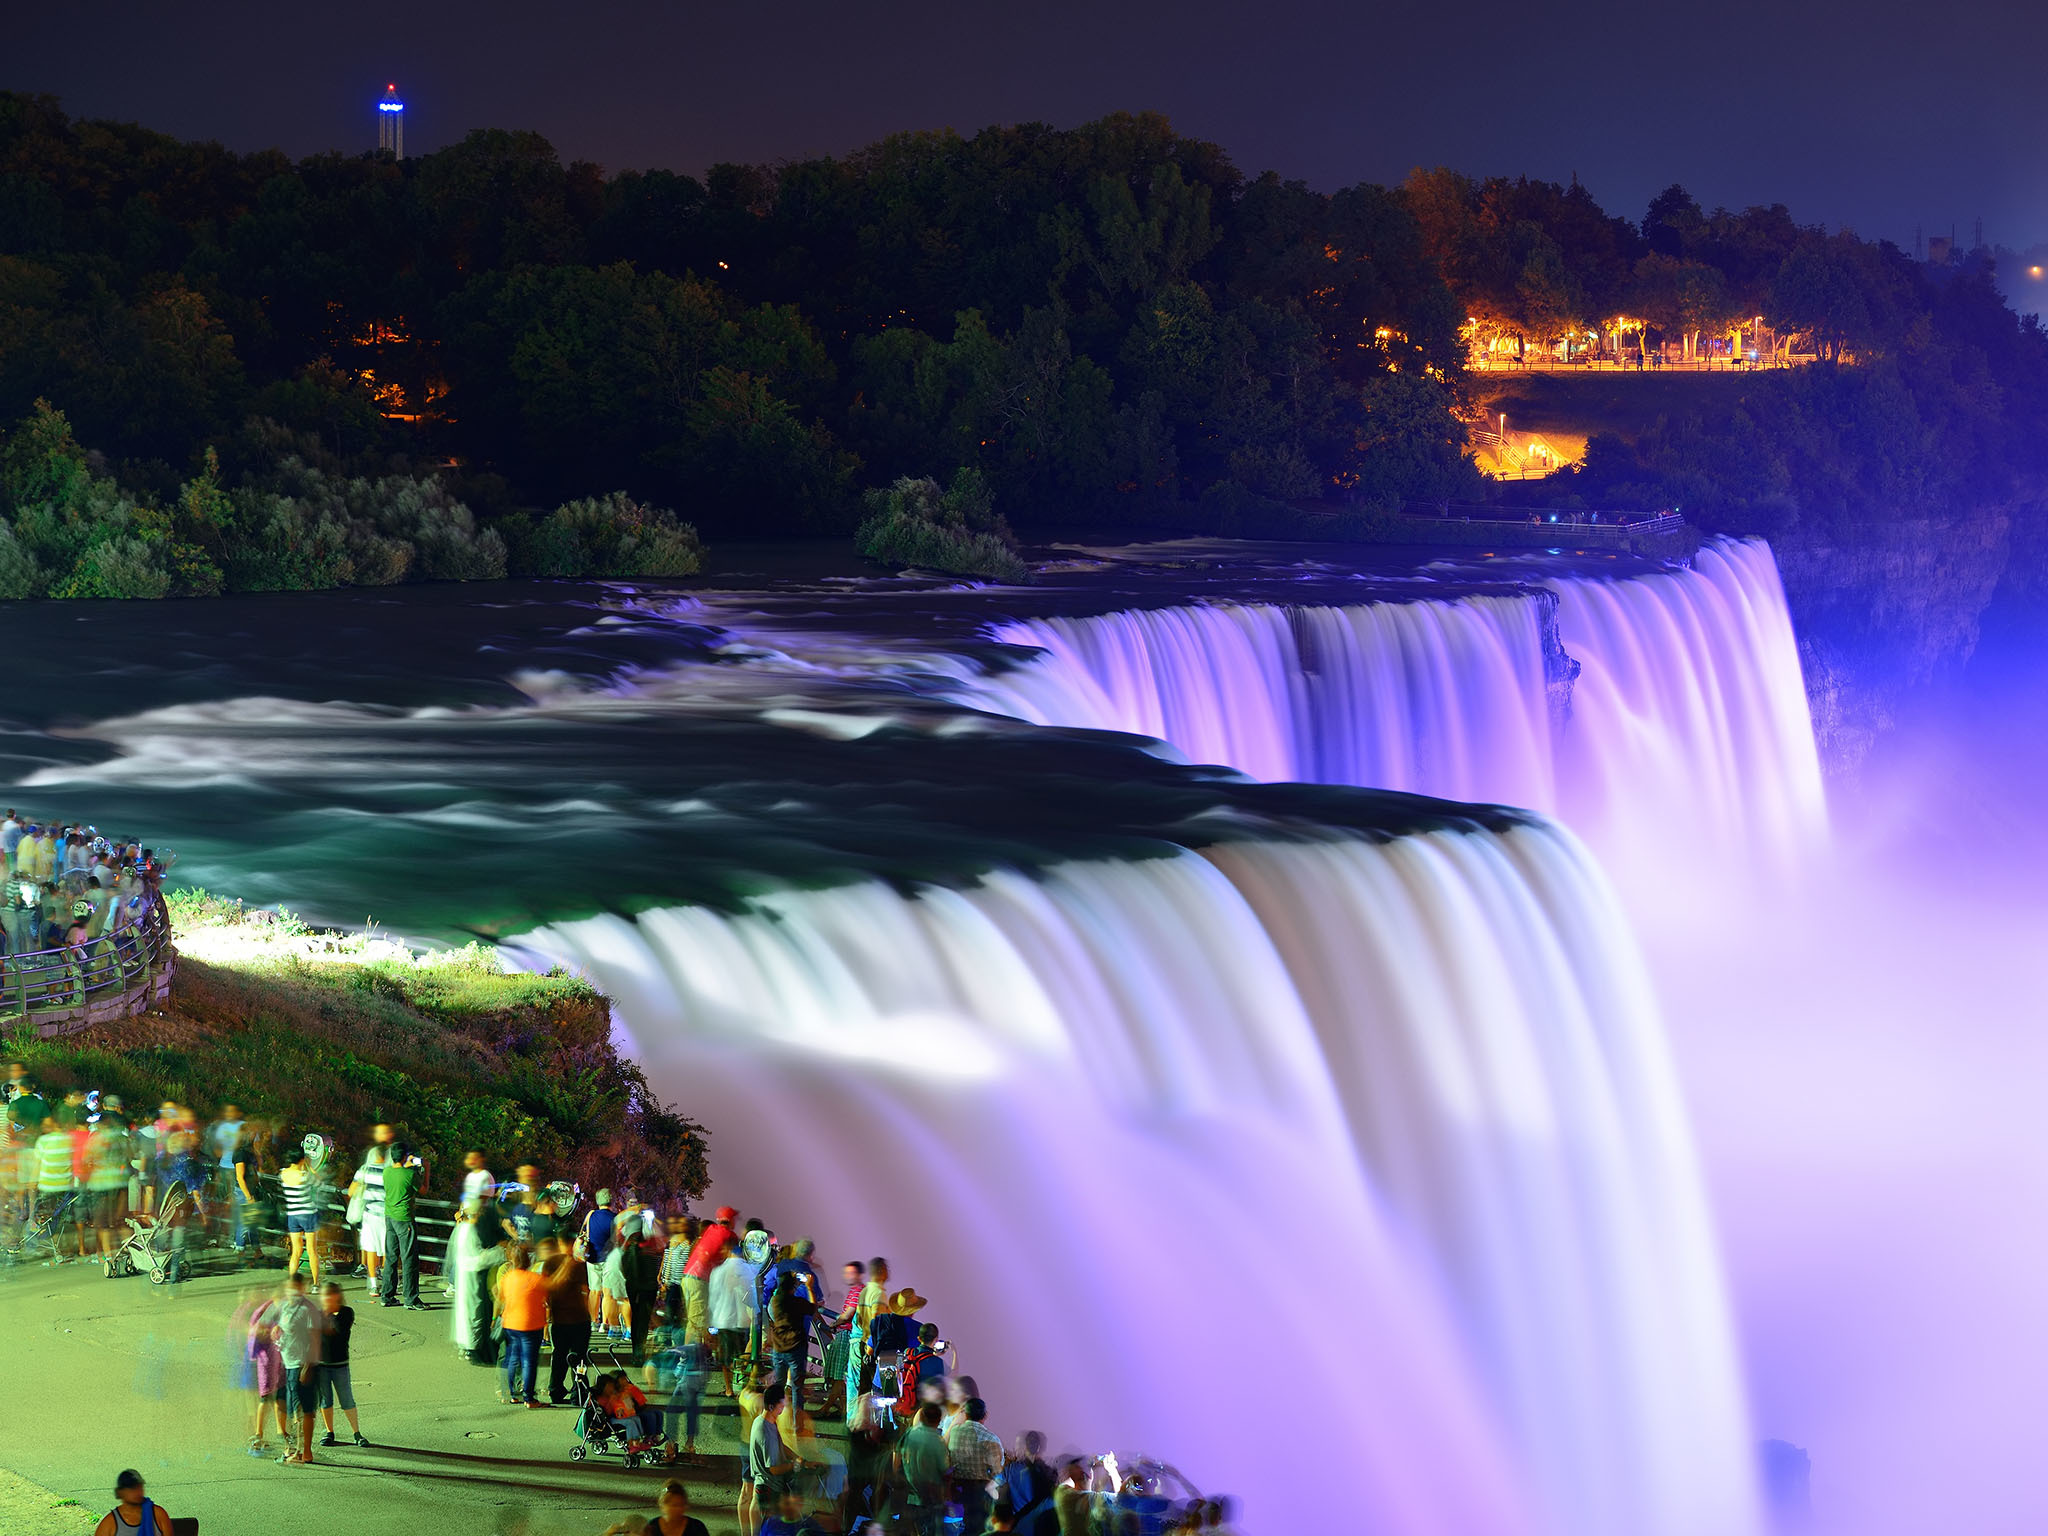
[449,1151,496,1354]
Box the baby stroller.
[107,1182,192,1283]
[565,1358,661,1469]
[4,1188,83,1265]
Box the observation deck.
[1,893,175,1038]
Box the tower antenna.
[377,83,405,160]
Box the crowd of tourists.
[0,808,166,957]
[9,1091,1238,1534]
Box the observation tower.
[377,83,405,159]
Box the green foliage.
[517,491,704,579]
[856,469,1029,581]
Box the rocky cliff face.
[1775,510,2012,780]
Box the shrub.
[854,469,1030,582]
[518,491,704,579]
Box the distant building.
[377,83,405,159]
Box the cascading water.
[509,820,1760,1536]
[945,538,1826,866]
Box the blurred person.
[240,1286,286,1456]
[599,1521,649,1536]
[765,1269,817,1397]
[231,1120,264,1265]
[743,1380,800,1536]
[655,1331,711,1462]
[378,1142,424,1309]
[457,1177,511,1360]
[279,1141,323,1283]
[207,1103,243,1217]
[1053,1457,1097,1536]
[1002,1430,1056,1516]
[680,1202,738,1345]
[842,1391,893,1530]
[822,1259,865,1415]
[758,1487,823,1536]
[347,1139,387,1287]
[271,1272,323,1464]
[85,1110,131,1262]
[91,1469,173,1536]
[623,1208,664,1356]
[709,1227,762,1390]
[503,1163,547,1242]
[944,1374,981,1431]
[598,1206,638,1341]
[34,1112,76,1258]
[981,1499,1019,1533]
[648,1479,709,1536]
[894,1400,950,1536]
[316,1280,369,1447]
[544,1236,592,1404]
[658,1213,692,1340]
[947,1396,1004,1532]
[497,1242,550,1407]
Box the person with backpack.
[92,1469,173,1536]
[580,1188,618,1323]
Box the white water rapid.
[510,821,1761,1536]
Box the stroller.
[565,1357,662,1470]
[4,1188,83,1265]
[107,1182,193,1283]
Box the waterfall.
[949,539,1825,862]
[509,820,1760,1536]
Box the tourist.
[207,1103,243,1216]
[896,1322,947,1417]
[228,1120,263,1265]
[680,1202,737,1345]
[347,1138,386,1287]
[895,1400,950,1536]
[316,1280,370,1447]
[656,1331,711,1462]
[842,1390,893,1530]
[34,1112,75,1257]
[658,1212,692,1338]
[709,1226,761,1389]
[279,1140,322,1284]
[378,1141,424,1310]
[1053,1457,1096,1536]
[758,1487,823,1536]
[85,1110,130,1263]
[742,1380,800,1536]
[1002,1430,1056,1517]
[648,1479,710,1536]
[544,1235,593,1404]
[821,1259,864,1414]
[943,1374,979,1431]
[947,1396,1004,1533]
[495,1241,550,1407]
[580,1187,618,1322]
[456,1169,511,1360]
[765,1269,818,1397]
[241,1285,286,1457]
[597,1206,638,1342]
[91,1469,173,1536]
[272,1272,323,1464]
[622,1208,664,1355]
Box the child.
[317,1281,368,1447]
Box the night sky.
[10,0,2046,251]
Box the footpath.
[0,1263,762,1535]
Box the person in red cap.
[679,1205,737,1346]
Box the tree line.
[2,90,2044,593]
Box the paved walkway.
[0,1262,761,1535]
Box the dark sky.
[11,0,2046,249]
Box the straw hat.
[887,1287,928,1315]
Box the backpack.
[866,1311,911,1354]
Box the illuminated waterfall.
[952,539,1826,859]
[509,820,1761,1536]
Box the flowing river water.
[6,536,2039,1534]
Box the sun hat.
[887,1287,929,1315]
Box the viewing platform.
[1,892,174,1038]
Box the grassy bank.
[5,892,707,1201]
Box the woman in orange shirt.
[495,1244,551,1407]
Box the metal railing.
[0,893,174,1037]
